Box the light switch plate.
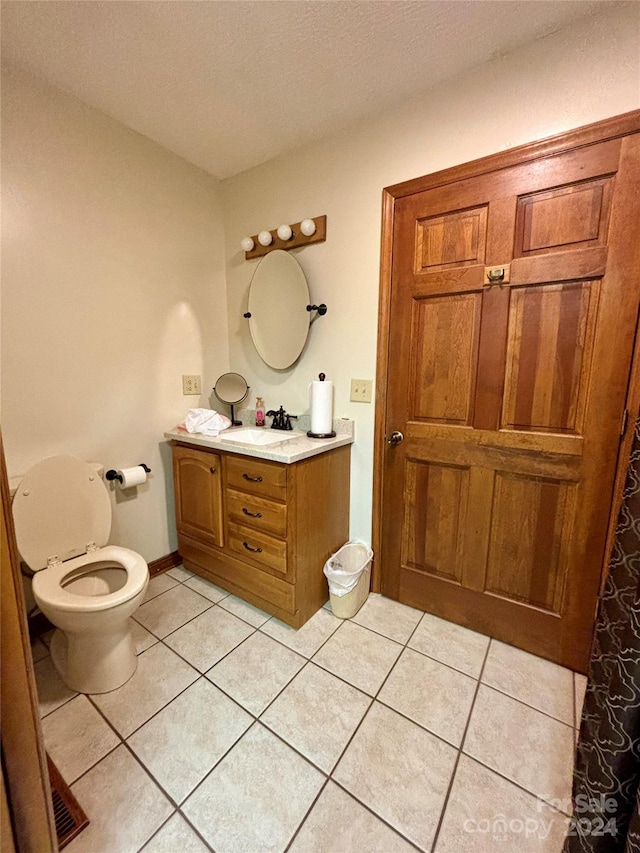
[182,375,201,395]
[350,379,373,403]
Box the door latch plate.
[484,264,511,285]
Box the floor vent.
[47,754,89,849]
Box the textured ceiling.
[1,0,608,179]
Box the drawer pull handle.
[210,467,217,474]
[243,541,263,553]
[242,508,263,518]
[242,473,263,482]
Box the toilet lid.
[12,455,111,571]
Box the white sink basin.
[220,428,299,447]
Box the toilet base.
[50,623,138,694]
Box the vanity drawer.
[227,522,288,577]
[226,488,287,537]
[225,455,287,501]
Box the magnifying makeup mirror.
[214,372,249,426]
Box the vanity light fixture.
[277,223,293,241]
[241,215,327,260]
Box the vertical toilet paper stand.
[307,373,336,439]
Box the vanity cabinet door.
[173,446,223,548]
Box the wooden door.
[374,113,640,671]
[1,433,57,852]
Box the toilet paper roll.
[117,466,148,488]
[310,378,334,435]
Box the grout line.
[474,681,576,730]
[328,777,426,853]
[136,811,179,852]
[283,776,332,853]
[32,590,582,851]
[428,637,492,852]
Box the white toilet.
[12,455,149,694]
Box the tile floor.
[32,566,588,853]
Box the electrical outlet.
[182,374,201,395]
[350,379,373,403]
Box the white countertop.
[164,418,354,464]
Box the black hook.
[306,304,327,316]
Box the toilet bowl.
[12,455,149,694]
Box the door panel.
[514,177,613,257]
[377,117,640,671]
[484,471,575,614]
[410,293,481,424]
[501,281,598,433]
[416,205,488,271]
[401,459,469,583]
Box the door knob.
[386,431,404,446]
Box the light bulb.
[277,224,293,241]
[258,230,273,247]
[240,236,254,252]
[300,218,316,237]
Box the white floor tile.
[351,593,423,644]
[207,630,305,716]
[260,607,342,658]
[41,694,119,784]
[130,618,158,654]
[34,654,77,717]
[184,574,229,603]
[182,723,324,853]
[408,612,489,678]
[91,643,199,738]
[141,813,209,852]
[128,678,252,803]
[290,781,415,852]
[261,662,371,772]
[435,754,569,852]
[143,573,179,603]
[482,640,574,725]
[67,745,172,853]
[164,606,254,672]
[334,702,457,851]
[166,566,195,583]
[463,684,575,807]
[575,673,588,728]
[312,620,402,695]
[31,637,49,663]
[379,647,476,746]
[218,593,272,627]
[134,585,213,638]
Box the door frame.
[372,110,640,595]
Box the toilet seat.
[12,455,112,571]
[32,545,148,613]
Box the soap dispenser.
[255,397,265,427]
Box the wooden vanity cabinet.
[172,445,223,548]
[170,441,350,628]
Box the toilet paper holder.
[106,464,151,484]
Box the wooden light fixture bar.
[244,215,327,259]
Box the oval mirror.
[247,250,310,369]
[214,372,249,425]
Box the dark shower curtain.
[564,417,640,853]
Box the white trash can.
[323,539,373,619]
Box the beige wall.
[2,3,638,566]
[1,67,229,562]
[220,3,640,543]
